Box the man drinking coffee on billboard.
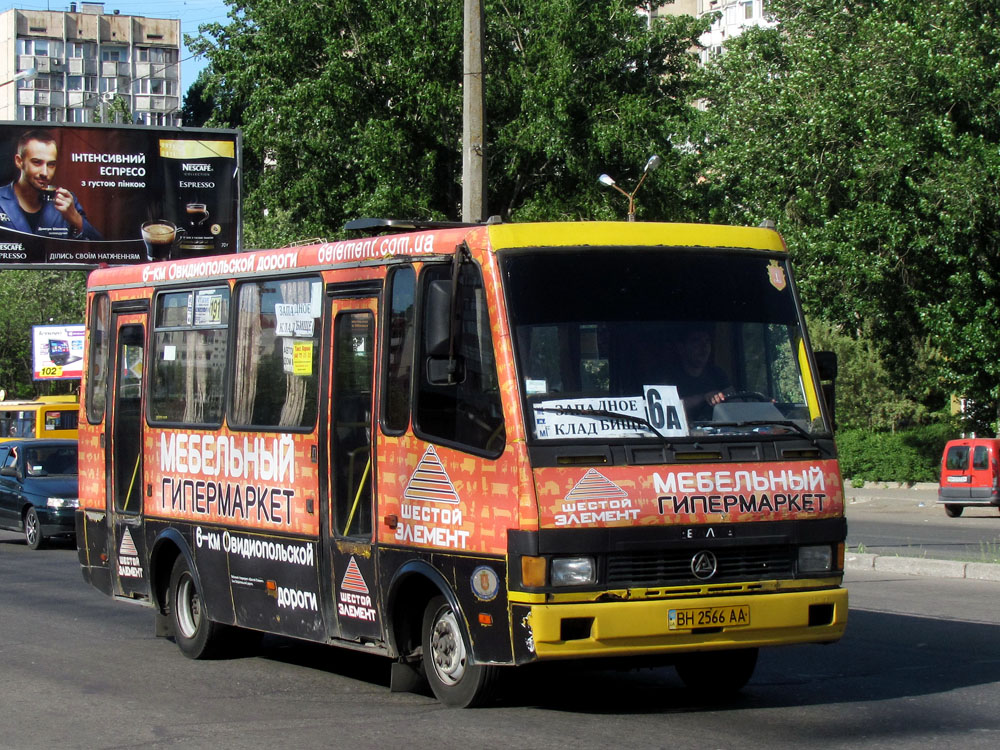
[0,129,102,241]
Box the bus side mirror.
[424,279,463,385]
[814,350,837,430]
[424,280,453,357]
[815,350,838,381]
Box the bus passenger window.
[150,287,230,425]
[415,263,505,456]
[86,293,110,424]
[382,266,415,434]
[231,277,322,430]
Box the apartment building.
[650,1,775,63]
[0,3,181,126]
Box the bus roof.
[86,221,786,291]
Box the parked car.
[937,438,1000,518]
[0,439,78,549]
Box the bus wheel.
[23,507,44,550]
[169,556,223,659]
[675,648,758,696]
[945,504,964,518]
[421,595,499,707]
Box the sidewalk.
[843,482,1000,582]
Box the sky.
[3,0,233,98]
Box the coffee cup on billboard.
[142,220,179,262]
[40,185,58,202]
[186,203,210,226]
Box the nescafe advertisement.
[0,123,241,267]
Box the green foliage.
[188,0,711,243]
[0,270,87,398]
[836,422,957,484]
[807,318,944,431]
[695,0,1000,432]
[91,94,133,124]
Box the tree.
[693,0,1000,432]
[0,271,87,399]
[187,0,711,244]
[91,94,133,124]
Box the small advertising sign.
[32,324,85,380]
[0,123,241,267]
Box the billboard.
[0,123,241,267]
[32,324,86,380]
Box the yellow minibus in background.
[0,395,80,441]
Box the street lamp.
[599,154,662,221]
[2,67,38,87]
[0,68,37,119]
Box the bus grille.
[606,545,795,586]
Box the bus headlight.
[550,557,596,586]
[798,545,833,573]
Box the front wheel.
[168,556,224,659]
[675,647,758,696]
[23,506,44,550]
[421,595,499,707]
[944,504,964,518]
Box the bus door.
[321,293,380,642]
[108,312,149,599]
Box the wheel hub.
[430,610,466,685]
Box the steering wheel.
[724,390,770,402]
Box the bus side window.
[87,293,111,424]
[150,288,230,425]
[415,262,505,457]
[382,265,415,434]
[231,276,322,430]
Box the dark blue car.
[0,439,78,549]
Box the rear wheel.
[675,648,758,696]
[23,507,44,550]
[944,504,964,518]
[168,556,224,659]
[421,595,499,707]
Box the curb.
[846,552,1000,582]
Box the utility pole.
[462,0,486,223]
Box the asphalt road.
[845,485,1000,563]
[2,529,1000,749]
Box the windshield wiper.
[534,406,674,448]
[697,419,816,443]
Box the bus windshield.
[501,248,829,441]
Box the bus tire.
[168,556,223,659]
[23,506,44,550]
[944,504,963,518]
[421,595,499,707]
[675,647,758,696]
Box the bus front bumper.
[514,586,847,661]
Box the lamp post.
[598,154,662,221]
[0,68,37,119]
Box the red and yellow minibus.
[76,220,847,706]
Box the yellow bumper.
[523,587,848,659]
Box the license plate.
[947,476,971,483]
[668,605,750,630]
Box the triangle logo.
[341,556,369,594]
[403,445,460,505]
[565,468,628,502]
[119,527,139,557]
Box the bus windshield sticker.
[532,386,688,440]
[292,340,314,375]
[194,289,225,325]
